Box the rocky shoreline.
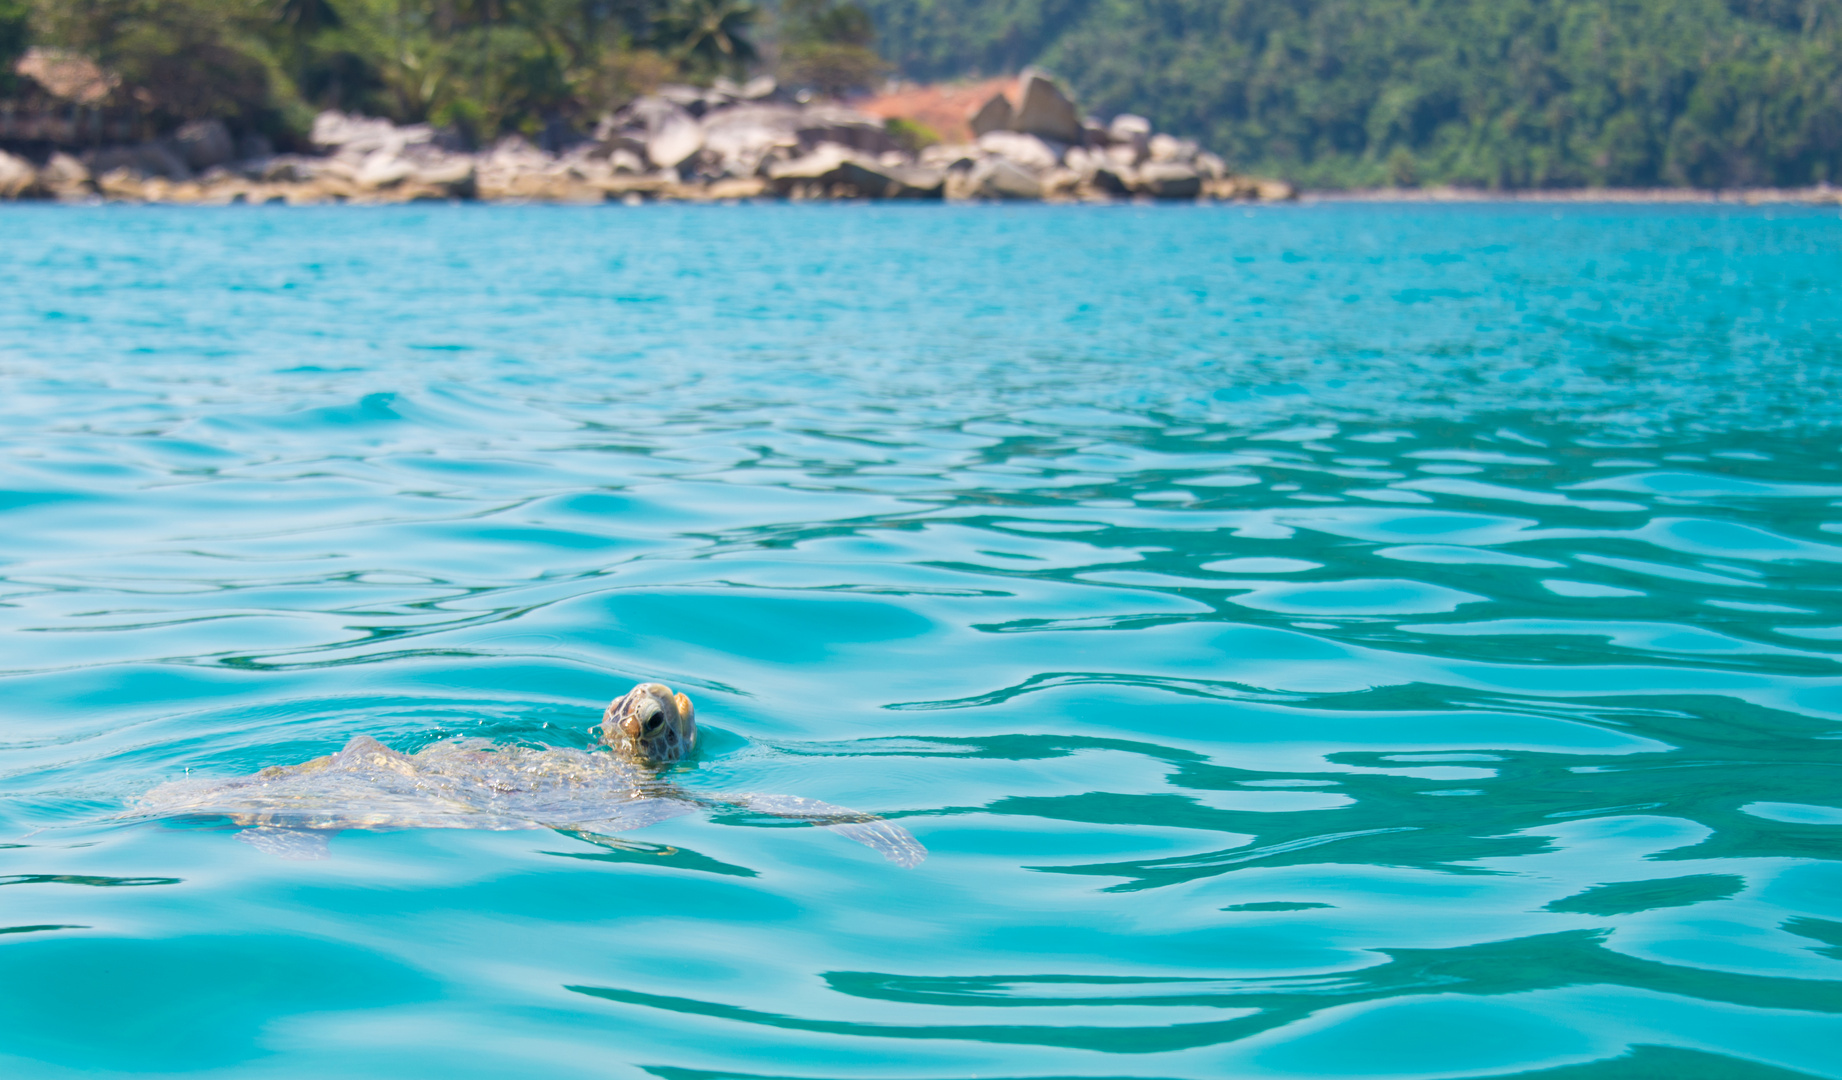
[0,71,1294,206]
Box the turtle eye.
[644,714,663,733]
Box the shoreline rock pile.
[0,70,1294,205]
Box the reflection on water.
[1,204,1840,1077]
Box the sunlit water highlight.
[1,203,1840,1079]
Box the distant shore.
[1307,185,1842,206]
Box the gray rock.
[976,130,1059,172]
[794,104,897,155]
[237,133,274,162]
[136,140,193,180]
[969,92,1014,137]
[175,119,235,170]
[311,111,432,156]
[838,157,944,199]
[700,102,803,177]
[1147,133,1196,164]
[1109,114,1152,141]
[407,156,475,192]
[969,157,1043,199]
[657,83,728,117]
[41,151,90,195]
[1089,164,1133,195]
[648,113,703,167]
[1013,70,1082,143]
[627,98,703,168]
[259,155,321,183]
[1137,161,1201,198]
[765,146,942,199]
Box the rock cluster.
[0,71,1295,204]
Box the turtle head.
[601,682,697,765]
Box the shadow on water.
[573,929,1842,1054]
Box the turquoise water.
[2,203,1841,1079]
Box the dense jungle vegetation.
[0,0,830,147]
[4,0,1840,187]
[861,0,1842,188]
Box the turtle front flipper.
[562,796,700,836]
[236,827,332,860]
[729,793,926,868]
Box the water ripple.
[1,204,1840,1077]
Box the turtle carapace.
[136,682,925,867]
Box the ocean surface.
[1,202,1840,1079]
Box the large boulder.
[976,130,1059,172]
[1108,114,1151,162]
[969,92,1014,137]
[175,119,235,171]
[699,102,803,177]
[613,96,704,169]
[958,156,1043,200]
[0,151,39,198]
[648,112,703,168]
[794,104,897,155]
[838,157,945,199]
[1136,161,1202,198]
[311,111,431,157]
[765,146,942,198]
[1147,133,1197,164]
[41,152,91,198]
[90,140,193,179]
[1013,70,1082,143]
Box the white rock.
[700,103,802,176]
[614,97,704,169]
[976,130,1058,172]
[1148,133,1196,163]
[311,111,431,156]
[968,157,1043,199]
[1109,114,1152,140]
[356,148,414,189]
[42,151,89,195]
[0,150,39,198]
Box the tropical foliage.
[858,0,1842,188]
[7,0,1842,188]
[778,0,884,95]
[6,0,742,145]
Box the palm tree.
[654,0,756,78]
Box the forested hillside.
[5,0,1840,188]
[860,0,1842,188]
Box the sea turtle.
[136,683,925,867]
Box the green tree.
[653,0,755,80]
[0,0,30,96]
[30,0,294,131]
[858,0,1842,189]
[779,0,883,95]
